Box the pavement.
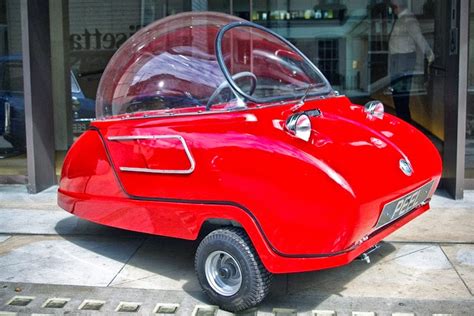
[0,185,473,315]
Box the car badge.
[399,159,413,176]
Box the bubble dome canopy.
[96,12,331,119]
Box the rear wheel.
[194,227,272,312]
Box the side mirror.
[285,113,312,142]
[383,87,394,96]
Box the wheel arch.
[193,212,278,272]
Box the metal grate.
[191,305,218,316]
[6,296,35,307]
[78,299,106,311]
[313,311,336,316]
[273,308,297,316]
[42,298,70,309]
[115,302,141,313]
[153,303,179,314]
[236,308,258,316]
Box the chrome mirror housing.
[286,113,312,142]
[364,101,384,119]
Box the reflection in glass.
[68,0,449,173]
[253,0,442,148]
[466,0,474,179]
[388,0,434,123]
[0,0,27,181]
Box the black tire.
[194,227,272,312]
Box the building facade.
[0,0,472,198]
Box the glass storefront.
[467,1,474,180]
[0,0,26,182]
[252,0,445,152]
[0,0,471,194]
[68,0,446,149]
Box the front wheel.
[194,228,272,312]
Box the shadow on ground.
[55,216,396,312]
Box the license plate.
[375,181,434,229]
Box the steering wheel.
[206,71,257,110]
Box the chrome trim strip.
[107,135,195,174]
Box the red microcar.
[58,12,442,312]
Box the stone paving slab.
[0,234,472,302]
[441,244,474,296]
[429,190,474,209]
[109,236,201,292]
[0,186,59,211]
[386,208,474,243]
[0,282,473,315]
[0,211,140,236]
[0,210,74,235]
[0,236,144,287]
[111,240,474,301]
[0,234,473,304]
[286,242,473,301]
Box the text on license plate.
[375,181,434,229]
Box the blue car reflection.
[0,55,95,153]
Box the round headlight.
[364,101,384,119]
[286,113,312,142]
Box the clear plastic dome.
[96,12,331,119]
[96,12,243,119]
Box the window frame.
[215,21,333,104]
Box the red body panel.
[58,95,442,273]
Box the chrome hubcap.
[204,251,242,296]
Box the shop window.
[318,39,340,85]
[0,0,27,181]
